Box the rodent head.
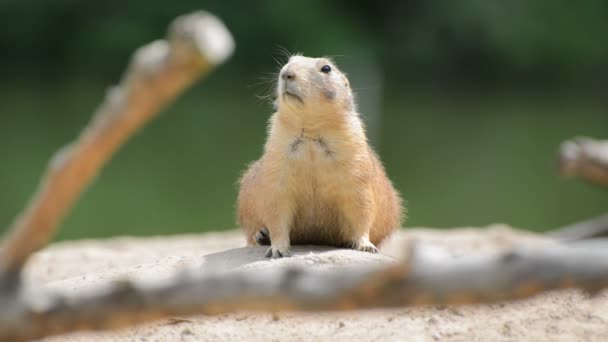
[275,55,355,114]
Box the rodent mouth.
[282,90,304,103]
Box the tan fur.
[237,56,404,257]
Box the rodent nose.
[281,70,295,81]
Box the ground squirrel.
[237,55,404,258]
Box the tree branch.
[0,11,234,279]
[1,242,608,340]
[559,137,608,188]
[548,213,608,242]
[552,136,608,241]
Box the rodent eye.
[321,65,331,74]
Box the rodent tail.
[255,227,271,245]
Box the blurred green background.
[0,1,606,241]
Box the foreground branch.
[559,137,608,188]
[0,11,234,278]
[2,242,608,340]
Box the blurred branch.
[548,213,608,242]
[2,242,608,340]
[559,137,608,188]
[553,136,608,241]
[0,11,234,281]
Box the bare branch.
[559,137,608,188]
[2,242,608,340]
[548,213,608,242]
[0,11,234,278]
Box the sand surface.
[24,225,608,341]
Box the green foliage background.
[0,1,606,240]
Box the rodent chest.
[288,135,333,159]
[284,135,351,192]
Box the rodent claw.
[264,248,274,258]
[264,247,292,259]
[355,244,379,254]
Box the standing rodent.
[237,55,404,258]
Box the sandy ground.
[24,225,608,342]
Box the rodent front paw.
[264,246,292,259]
[255,227,271,246]
[353,239,379,254]
[356,244,379,254]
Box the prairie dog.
[237,55,404,258]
